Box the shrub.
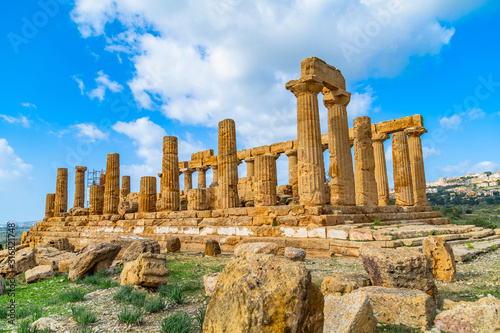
[159,284,185,305]
[71,306,97,325]
[465,209,473,214]
[118,307,143,324]
[144,298,166,313]
[114,285,146,307]
[59,288,87,303]
[0,306,8,319]
[161,312,193,333]
[369,225,375,230]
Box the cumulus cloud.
[348,86,379,118]
[88,70,123,101]
[438,160,499,176]
[0,114,31,128]
[20,103,36,109]
[73,76,85,94]
[0,139,33,186]
[72,123,109,142]
[440,108,486,130]
[422,147,441,158]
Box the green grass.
[374,219,381,226]
[144,297,166,313]
[194,307,206,331]
[376,323,420,332]
[492,244,498,251]
[159,284,185,305]
[16,305,43,320]
[59,288,87,302]
[71,306,97,325]
[467,241,474,249]
[78,269,119,289]
[113,285,146,307]
[161,312,193,333]
[369,225,375,230]
[118,307,143,324]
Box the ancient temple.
[25,57,472,257]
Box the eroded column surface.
[218,119,239,209]
[104,153,120,214]
[286,78,326,206]
[284,149,298,198]
[73,166,87,209]
[120,176,131,202]
[187,189,209,211]
[139,176,157,213]
[160,136,180,211]
[89,185,104,215]
[254,154,278,206]
[211,164,219,186]
[196,166,210,189]
[372,133,390,206]
[353,116,378,206]
[54,168,68,217]
[244,157,255,178]
[405,127,429,206]
[323,88,355,206]
[45,193,55,218]
[181,168,195,192]
[392,131,414,206]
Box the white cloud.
[348,86,379,118]
[466,108,485,120]
[70,0,487,146]
[438,160,499,176]
[72,123,109,142]
[88,70,123,101]
[439,114,462,129]
[0,139,33,185]
[423,147,441,158]
[469,161,499,174]
[20,103,36,109]
[73,76,85,94]
[0,114,31,128]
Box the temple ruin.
[25,57,487,257]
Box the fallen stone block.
[234,242,279,258]
[423,236,456,282]
[121,238,160,262]
[323,291,377,333]
[322,274,372,297]
[120,252,169,287]
[205,240,221,257]
[166,237,181,253]
[68,242,121,281]
[284,247,306,261]
[203,273,221,297]
[25,265,55,283]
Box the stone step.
[452,239,500,262]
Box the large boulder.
[120,252,169,287]
[44,238,75,252]
[203,254,324,333]
[423,236,456,282]
[0,247,36,278]
[68,242,121,281]
[25,265,55,283]
[203,273,221,297]
[357,286,436,330]
[323,291,377,333]
[434,296,500,333]
[166,237,181,253]
[0,276,5,295]
[284,247,307,261]
[360,246,438,302]
[234,242,279,258]
[321,274,372,297]
[121,238,161,262]
[205,240,221,257]
[39,251,77,271]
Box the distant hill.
[0,220,40,228]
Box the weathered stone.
[323,291,377,333]
[139,176,157,213]
[45,193,55,218]
[120,175,131,202]
[0,276,5,295]
[284,247,306,261]
[203,254,324,333]
[434,296,500,333]
[25,265,55,283]
[254,155,278,207]
[121,238,161,262]
[218,119,239,209]
[38,251,76,271]
[392,131,414,206]
[405,127,428,206]
[166,237,181,253]
[321,274,372,297]
[68,242,121,281]
[104,153,120,214]
[31,318,62,331]
[73,166,87,209]
[0,247,36,278]
[423,236,456,282]
[118,201,138,215]
[360,246,437,301]
[44,238,75,252]
[357,286,436,330]
[120,252,169,287]
[353,116,378,206]
[89,184,105,215]
[372,133,390,206]
[205,240,221,257]
[187,188,210,211]
[234,242,279,258]
[203,272,221,297]
[53,168,68,217]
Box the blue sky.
[1,0,500,222]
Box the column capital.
[75,166,87,173]
[268,153,281,160]
[405,126,427,138]
[285,78,324,97]
[180,168,195,175]
[372,133,390,143]
[285,149,297,157]
[244,157,255,163]
[322,87,351,107]
[196,166,210,172]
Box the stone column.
[103,153,120,214]
[159,136,180,211]
[353,116,378,206]
[99,173,106,186]
[286,78,326,206]
[139,176,157,213]
[244,157,255,178]
[53,168,68,217]
[211,164,219,185]
[322,88,355,206]
[372,133,390,206]
[196,166,210,189]
[254,154,278,206]
[120,176,131,202]
[405,127,429,206]
[187,189,209,211]
[181,168,195,192]
[285,149,298,197]
[89,185,104,215]
[73,166,87,209]
[45,193,55,218]
[392,131,414,206]
[218,119,239,209]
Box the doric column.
[286,78,326,206]
[120,176,131,202]
[211,164,219,186]
[284,149,298,197]
[45,193,55,218]
[353,116,378,206]
[218,119,239,209]
[244,157,255,178]
[254,154,278,206]
[372,133,390,206]
[139,176,157,212]
[196,166,210,189]
[53,168,68,217]
[187,189,209,211]
[159,136,180,211]
[405,127,429,206]
[89,185,104,215]
[103,153,120,214]
[392,131,414,206]
[322,88,355,206]
[73,166,87,209]
[181,168,195,192]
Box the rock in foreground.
[120,252,169,287]
[321,274,372,297]
[121,238,160,262]
[68,242,121,281]
[25,265,55,283]
[323,291,377,333]
[423,236,456,282]
[234,242,279,258]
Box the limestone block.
[205,240,221,257]
[323,291,377,333]
[321,274,372,297]
[300,56,346,90]
[234,242,279,258]
[118,201,138,215]
[0,247,36,278]
[68,242,121,281]
[44,238,75,252]
[203,272,221,297]
[121,238,161,263]
[187,189,210,211]
[270,141,294,154]
[284,247,306,261]
[166,237,181,253]
[353,116,378,206]
[423,236,456,283]
[120,252,169,288]
[25,265,55,283]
